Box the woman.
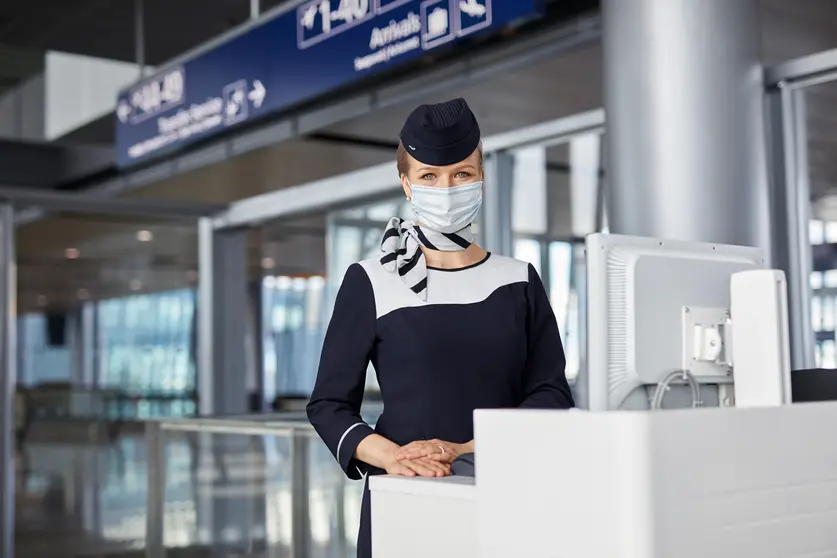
[307,97,574,557]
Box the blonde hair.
[396,141,484,177]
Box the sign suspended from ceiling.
[114,0,544,168]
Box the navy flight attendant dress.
[306,252,574,557]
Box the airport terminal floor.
[5,0,837,556]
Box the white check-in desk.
[372,404,837,558]
[370,474,477,558]
[475,405,837,558]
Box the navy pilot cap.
[399,98,481,166]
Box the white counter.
[474,404,837,558]
[369,404,837,557]
[370,475,477,558]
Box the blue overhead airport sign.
[115,0,544,168]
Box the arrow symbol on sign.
[117,100,132,123]
[248,80,266,108]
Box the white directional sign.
[125,66,185,124]
[298,0,375,49]
[117,0,537,168]
[248,80,267,108]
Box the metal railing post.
[290,428,310,558]
[335,462,347,557]
[146,422,166,557]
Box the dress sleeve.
[307,263,377,480]
[519,263,575,409]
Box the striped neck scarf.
[380,217,474,301]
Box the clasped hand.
[383,439,469,478]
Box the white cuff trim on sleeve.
[336,422,366,463]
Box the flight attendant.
[307,98,574,557]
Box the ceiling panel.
[0,44,43,95]
[128,138,396,204]
[0,0,255,64]
[15,211,336,314]
[322,43,602,143]
[16,215,198,313]
[760,0,837,64]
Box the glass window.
[825,221,837,244]
[811,212,837,365]
[821,341,836,369]
[511,146,548,236]
[320,197,413,397]
[262,274,328,398]
[17,313,72,385]
[262,202,385,403]
[811,271,823,290]
[513,238,541,275]
[812,295,823,332]
[549,242,579,381]
[822,296,835,332]
[97,289,196,418]
[508,236,582,382]
[810,220,825,245]
[548,242,573,328]
[510,135,604,385]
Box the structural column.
[197,218,249,416]
[766,87,815,369]
[602,0,769,249]
[0,204,15,558]
[70,303,97,389]
[197,219,255,550]
[247,283,265,411]
[568,134,602,407]
[481,151,515,256]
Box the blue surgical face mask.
[408,181,483,234]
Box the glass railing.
[14,406,376,557]
[16,385,198,425]
[144,416,361,558]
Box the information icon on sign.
[223,80,248,126]
[421,0,455,50]
[457,0,492,37]
[428,8,448,38]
